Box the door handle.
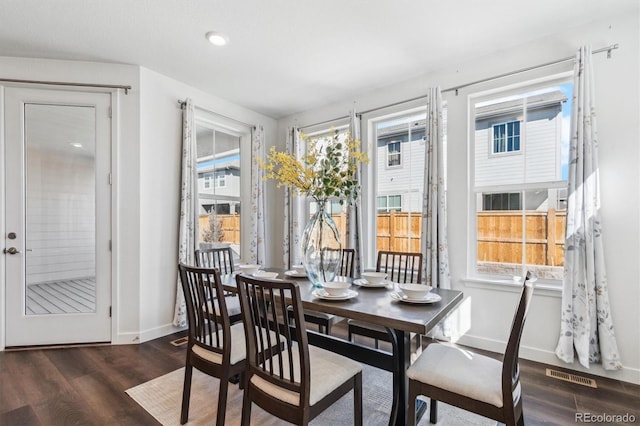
[3,247,21,255]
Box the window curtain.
[421,87,451,290]
[282,127,305,268]
[555,46,621,370]
[249,125,266,264]
[345,110,364,276]
[173,98,197,327]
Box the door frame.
[0,85,120,349]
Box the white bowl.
[398,283,432,299]
[361,271,387,285]
[253,271,279,279]
[238,264,261,275]
[292,264,306,274]
[323,281,351,297]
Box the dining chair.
[347,250,424,348]
[178,263,246,426]
[406,271,536,426]
[236,273,363,426]
[300,248,356,334]
[194,247,242,323]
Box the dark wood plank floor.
[1,324,638,425]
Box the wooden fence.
[201,209,566,267]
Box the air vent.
[546,368,597,388]
[170,337,188,347]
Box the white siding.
[376,139,425,212]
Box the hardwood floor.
[1,325,638,425]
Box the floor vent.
[546,368,597,388]
[170,337,189,347]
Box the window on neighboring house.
[377,194,402,212]
[387,141,401,166]
[492,121,521,154]
[203,174,213,189]
[214,170,226,188]
[482,192,521,210]
[471,76,572,281]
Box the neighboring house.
[474,90,568,212]
[196,151,241,215]
[376,119,426,213]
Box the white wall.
[276,12,640,384]
[137,67,278,341]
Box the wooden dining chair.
[406,271,536,426]
[178,263,247,426]
[300,248,356,334]
[236,273,363,426]
[194,247,242,323]
[347,250,424,348]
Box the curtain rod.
[0,78,132,94]
[306,43,617,121]
[178,99,255,129]
[298,115,350,131]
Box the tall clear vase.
[301,203,342,288]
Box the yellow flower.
[259,130,369,204]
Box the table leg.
[387,328,411,426]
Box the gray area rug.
[126,364,494,425]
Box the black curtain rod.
[0,78,132,94]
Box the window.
[195,118,248,260]
[471,77,572,281]
[366,110,435,263]
[492,121,520,154]
[482,192,521,210]
[377,195,402,212]
[387,141,401,166]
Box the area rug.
[126,364,494,425]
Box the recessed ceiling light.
[70,143,83,148]
[205,31,229,47]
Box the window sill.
[461,276,562,298]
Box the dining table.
[222,268,464,426]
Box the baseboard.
[456,334,640,386]
[113,323,186,345]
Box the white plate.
[353,278,391,288]
[389,292,442,304]
[312,289,358,301]
[284,270,307,277]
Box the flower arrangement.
[260,130,368,204]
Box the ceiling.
[0,0,636,119]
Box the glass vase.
[301,203,342,288]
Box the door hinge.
[108,106,112,118]
[108,173,112,185]
[109,306,112,317]
[109,240,112,251]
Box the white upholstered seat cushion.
[204,295,242,318]
[191,322,247,365]
[406,343,505,408]
[250,345,362,406]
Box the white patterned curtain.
[173,98,198,327]
[283,127,305,268]
[421,87,451,290]
[555,46,621,370]
[249,125,266,265]
[345,110,365,277]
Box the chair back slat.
[341,248,356,278]
[377,250,423,284]
[195,247,235,275]
[178,264,230,359]
[237,273,311,400]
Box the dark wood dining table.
[223,268,464,426]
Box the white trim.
[462,276,562,298]
[0,85,5,350]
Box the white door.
[4,87,112,346]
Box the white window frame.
[214,171,226,188]
[467,72,572,286]
[194,110,251,261]
[491,120,521,154]
[203,174,213,189]
[386,141,401,167]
